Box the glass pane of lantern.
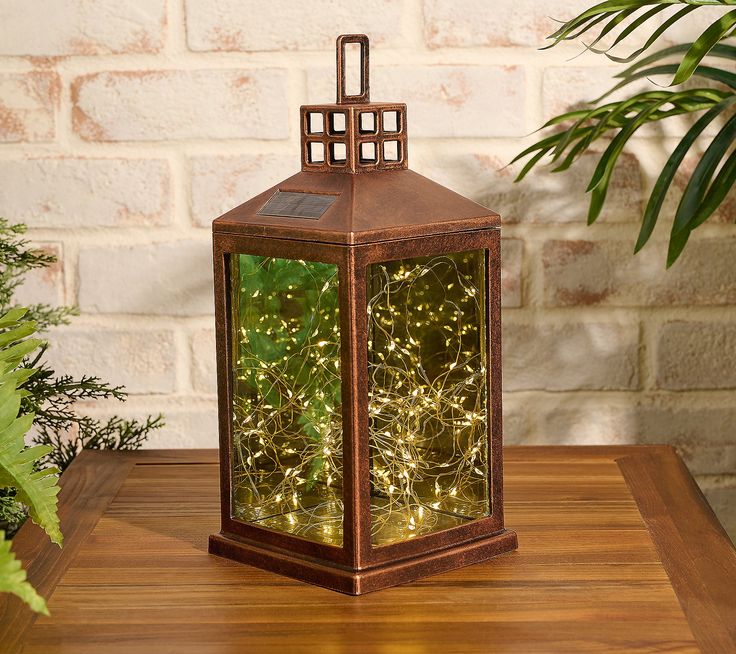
[230,255,343,546]
[368,251,490,546]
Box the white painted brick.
[191,329,216,395]
[44,327,177,394]
[0,1,165,55]
[657,321,736,390]
[0,72,59,143]
[0,158,171,228]
[186,0,407,52]
[424,0,591,48]
[307,65,526,137]
[72,70,289,141]
[501,152,642,224]
[82,399,219,449]
[544,238,736,307]
[190,154,297,228]
[12,243,65,307]
[78,241,214,316]
[503,322,640,391]
[414,146,642,223]
[502,394,533,444]
[143,403,218,448]
[543,66,635,119]
[501,238,523,308]
[540,400,736,477]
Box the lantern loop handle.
[336,34,369,104]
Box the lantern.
[209,34,517,594]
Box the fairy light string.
[231,256,344,544]
[230,252,489,547]
[368,252,489,544]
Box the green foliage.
[0,221,77,331]
[0,309,57,614]
[0,530,48,616]
[35,414,164,472]
[514,1,736,267]
[0,490,26,535]
[235,256,340,487]
[0,218,163,531]
[0,311,60,546]
[0,219,166,614]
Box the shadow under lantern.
[209,34,518,594]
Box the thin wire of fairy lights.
[367,253,489,544]
[231,257,344,544]
[230,253,489,547]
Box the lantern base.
[209,528,518,595]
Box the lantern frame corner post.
[212,232,234,528]
[488,229,505,530]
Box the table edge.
[617,448,736,654]
[2,445,734,654]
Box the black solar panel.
[257,191,337,220]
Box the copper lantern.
[209,34,517,594]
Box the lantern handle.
[336,34,369,104]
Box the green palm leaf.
[674,112,736,233]
[690,147,736,227]
[666,112,736,266]
[0,531,48,615]
[514,0,736,267]
[635,95,736,252]
[672,9,736,84]
[602,7,697,62]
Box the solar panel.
[257,191,337,220]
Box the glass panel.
[368,251,490,546]
[230,255,343,546]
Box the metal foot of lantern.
[209,34,518,594]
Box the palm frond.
[514,0,736,267]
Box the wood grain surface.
[2,446,734,654]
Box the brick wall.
[1,1,734,539]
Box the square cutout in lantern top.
[360,141,377,163]
[382,110,400,133]
[329,112,346,135]
[307,112,324,135]
[360,112,377,134]
[382,140,401,163]
[307,141,325,164]
[329,142,347,164]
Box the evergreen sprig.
[0,218,164,533]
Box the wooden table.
[3,446,735,653]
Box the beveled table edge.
[617,447,736,654]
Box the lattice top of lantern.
[212,34,500,245]
[300,34,408,174]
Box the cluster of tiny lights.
[230,253,489,547]
[231,256,344,545]
[367,253,489,544]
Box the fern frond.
[0,530,48,615]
